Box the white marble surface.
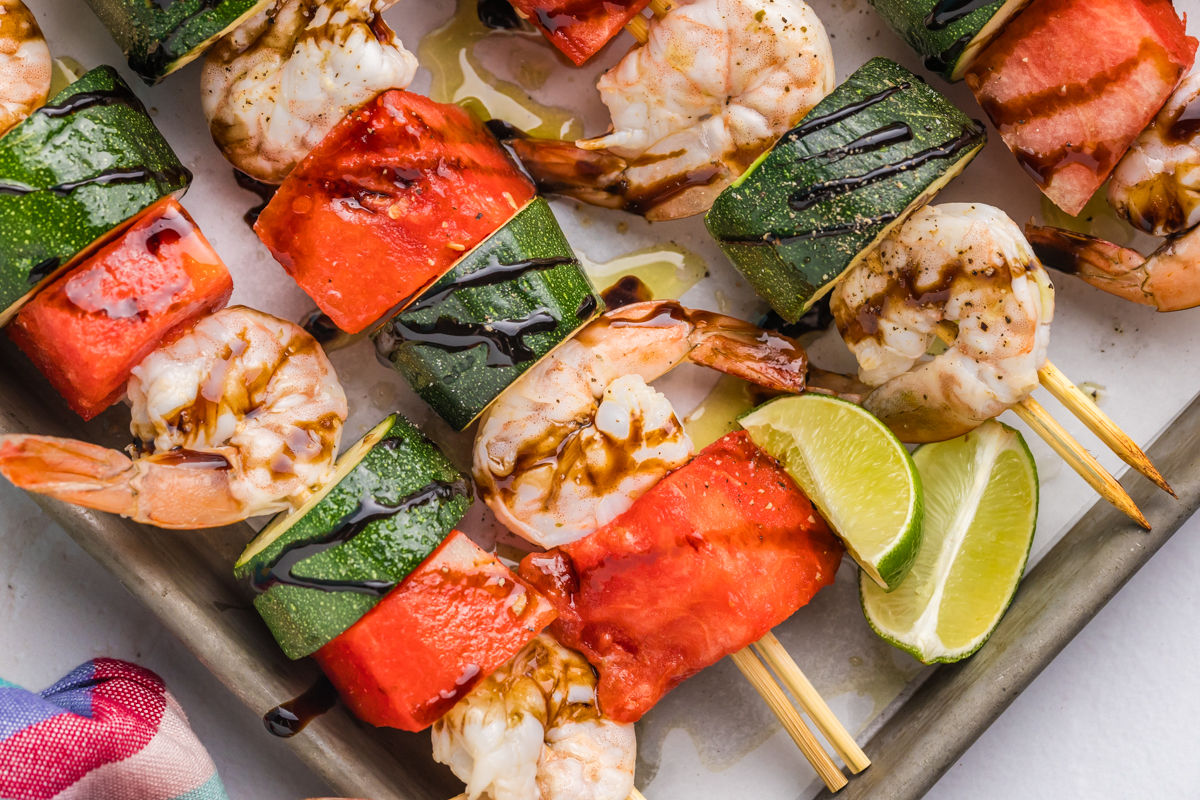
[5,471,1199,798]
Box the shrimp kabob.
[493,0,836,220]
[701,55,1172,525]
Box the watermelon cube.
[966,0,1197,215]
[255,91,536,334]
[9,198,233,420]
[510,0,652,65]
[313,530,557,732]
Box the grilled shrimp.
[1108,70,1200,237]
[0,0,51,137]
[432,633,637,800]
[0,307,348,528]
[1026,222,1200,312]
[502,0,834,220]
[201,0,418,184]
[832,204,1055,444]
[473,300,809,548]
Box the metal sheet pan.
[5,0,1200,797]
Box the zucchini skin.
[0,66,191,325]
[236,414,472,660]
[705,58,985,323]
[84,0,273,83]
[373,198,604,431]
[868,0,1006,80]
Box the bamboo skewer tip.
[753,633,870,775]
[731,648,848,792]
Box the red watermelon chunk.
[255,91,536,334]
[510,0,651,65]
[966,0,1196,215]
[9,198,233,420]
[314,530,557,732]
[519,431,843,723]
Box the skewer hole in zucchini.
[0,66,191,326]
[372,197,605,431]
[235,413,473,660]
[704,58,985,324]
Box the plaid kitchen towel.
[0,658,229,800]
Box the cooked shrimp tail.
[0,436,249,529]
[502,135,631,212]
[1027,223,1200,312]
[685,318,809,393]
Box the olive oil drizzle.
[249,445,471,597]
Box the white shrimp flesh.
[0,0,51,137]
[432,633,637,800]
[201,0,418,184]
[832,204,1055,443]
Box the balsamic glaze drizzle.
[924,33,974,73]
[0,165,192,198]
[924,0,995,30]
[788,122,983,211]
[796,122,914,166]
[263,675,339,738]
[477,0,523,29]
[782,83,909,145]
[26,257,61,286]
[249,446,470,597]
[234,169,278,229]
[35,87,148,118]
[382,256,577,367]
[725,213,902,247]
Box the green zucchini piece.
[867,0,1033,81]
[84,0,272,83]
[0,66,191,326]
[705,58,985,324]
[235,413,472,660]
[372,197,604,431]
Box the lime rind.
[740,393,924,591]
[860,421,1039,664]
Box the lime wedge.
[740,394,924,591]
[861,420,1038,664]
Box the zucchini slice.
[235,413,473,660]
[84,0,273,84]
[373,197,604,431]
[0,66,191,326]
[705,58,985,324]
[867,0,1034,81]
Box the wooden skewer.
[753,633,870,774]
[1036,361,1174,497]
[629,789,649,800]
[1012,397,1150,528]
[625,0,674,43]
[730,648,848,792]
[932,323,1149,528]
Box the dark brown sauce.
[924,0,995,30]
[234,169,278,229]
[924,33,973,73]
[789,122,982,211]
[783,84,910,145]
[478,0,523,28]
[601,275,653,309]
[35,87,147,118]
[0,165,192,198]
[1025,224,1101,276]
[378,256,576,367]
[575,293,599,320]
[141,0,224,77]
[154,448,232,469]
[797,122,914,166]
[249,449,470,596]
[1165,97,1200,144]
[263,675,339,737]
[26,257,61,286]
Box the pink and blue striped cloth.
[0,658,229,800]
